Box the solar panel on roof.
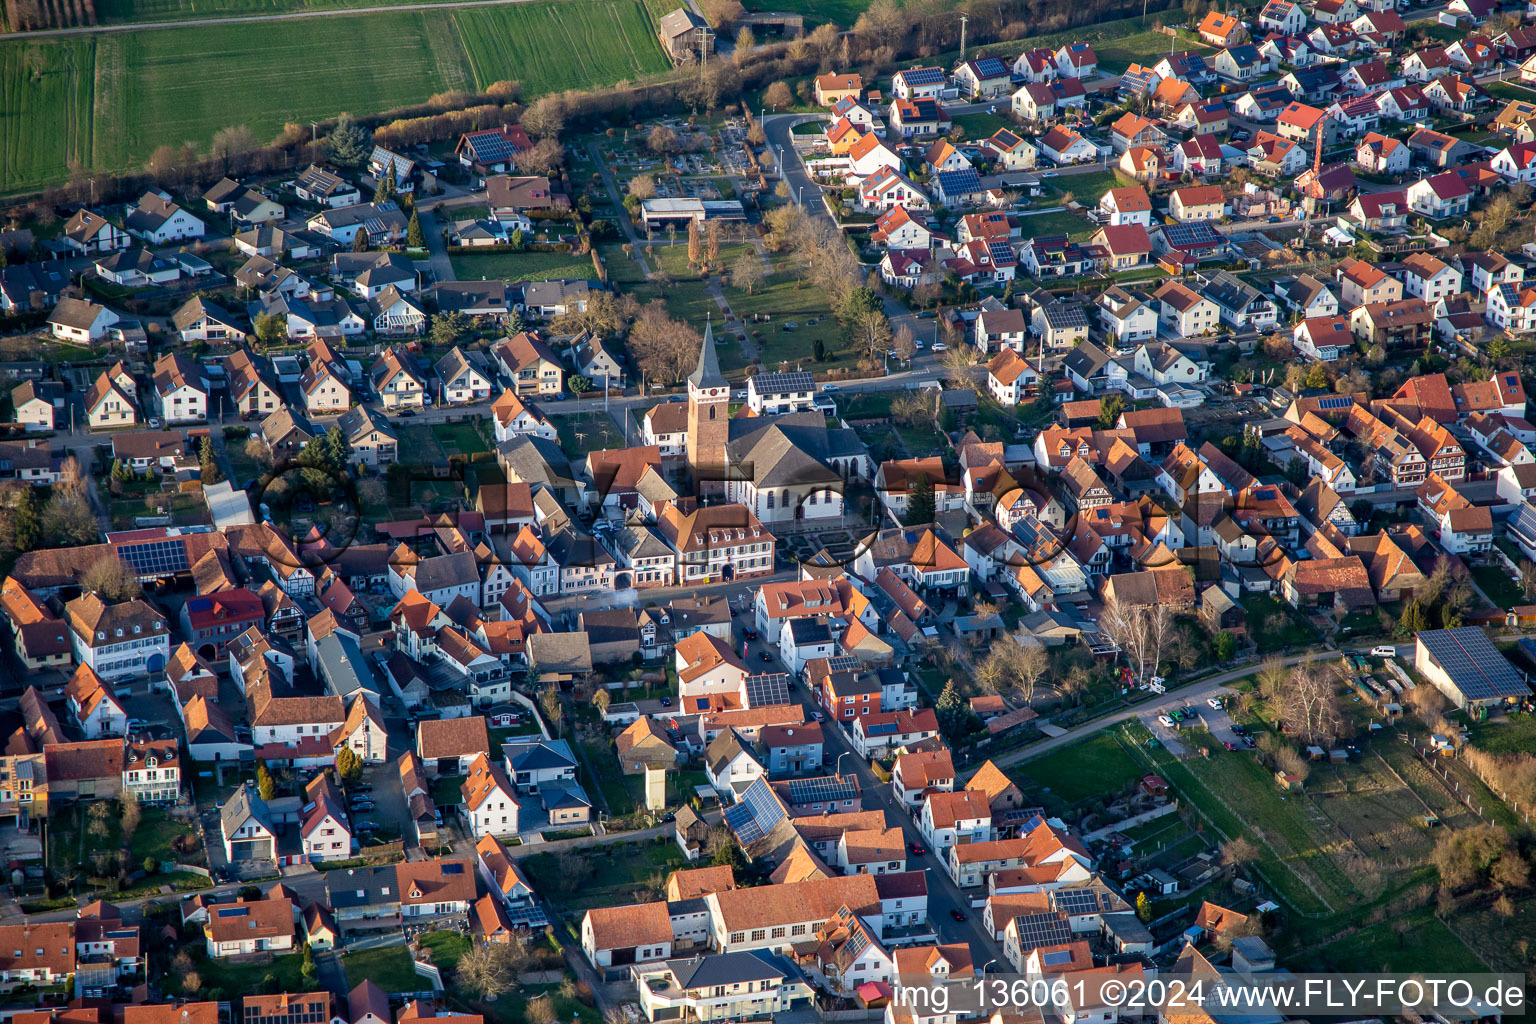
[987,240,1016,264]
[743,673,792,707]
[1317,395,1352,409]
[785,775,858,805]
[975,57,1010,76]
[752,371,815,394]
[1011,911,1074,951]
[1041,950,1073,966]
[217,906,249,918]
[899,67,946,86]
[1050,889,1101,914]
[442,863,464,873]
[726,776,787,844]
[1418,628,1529,702]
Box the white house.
[124,191,206,244]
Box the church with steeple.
[685,319,730,492]
[679,319,870,521]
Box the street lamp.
[982,959,998,976]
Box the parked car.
[810,710,825,722]
[349,800,375,812]
[1157,715,1176,728]
[1207,697,1224,710]
[932,342,948,352]
[1371,645,1397,657]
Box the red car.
[908,841,926,856]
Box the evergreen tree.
[935,679,968,742]
[1135,892,1152,922]
[13,486,40,551]
[509,228,525,252]
[256,761,276,801]
[374,162,397,204]
[904,473,936,526]
[406,209,425,249]
[351,228,371,253]
[1213,631,1237,662]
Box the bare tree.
[524,996,556,1024]
[731,251,766,295]
[456,942,514,999]
[628,300,703,384]
[892,324,918,363]
[1099,598,1174,689]
[81,555,142,601]
[1278,661,1345,745]
[628,174,657,200]
[939,346,977,391]
[1221,837,1259,871]
[120,793,143,839]
[1013,641,1049,706]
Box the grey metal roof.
[220,782,273,837]
[688,318,727,390]
[325,865,400,909]
[1417,627,1528,702]
[664,951,796,990]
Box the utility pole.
[959,13,969,62]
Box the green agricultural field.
[0,39,96,195]
[88,14,469,174]
[96,0,476,22]
[0,0,667,193]
[453,0,668,94]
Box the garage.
[228,838,273,861]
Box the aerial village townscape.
[13,0,1536,1016]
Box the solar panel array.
[899,67,946,86]
[217,906,249,918]
[938,169,983,195]
[1045,304,1090,329]
[466,131,520,164]
[827,655,862,673]
[743,673,792,707]
[114,537,189,576]
[1050,888,1102,915]
[724,776,787,844]
[1162,222,1223,247]
[1418,628,1529,701]
[1010,911,1074,951]
[974,57,1011,77]
[785,775,858,805]
[987,240,1017,265]
[752,371,815,394]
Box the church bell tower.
[685,318,729,493]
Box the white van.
[1370,645,1398,657]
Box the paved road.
[976,641,1410,775]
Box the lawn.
[1016,208,1093,242]
[579,738,639,817]
[197,949,307,996]
[449,250,597,284]
[1468,712,1536,756]
[1092,29,1211,72]
[0,39,96,194]
[1471,564,1523,609]
[396,423,448,464]
[1049,168,1130,204]
[1241,594,1319,653]
[1015,732,1145,806]
[431,775,464,807]
[418,930,471,974]
[520,838,686,913]
[951,111,1010,139]
[556,411,625,458]
[128,807,197,867]
[343,942,424,993]
[725,273,850,376]
[432,421,489,456]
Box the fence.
[1402,734,1531,828]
